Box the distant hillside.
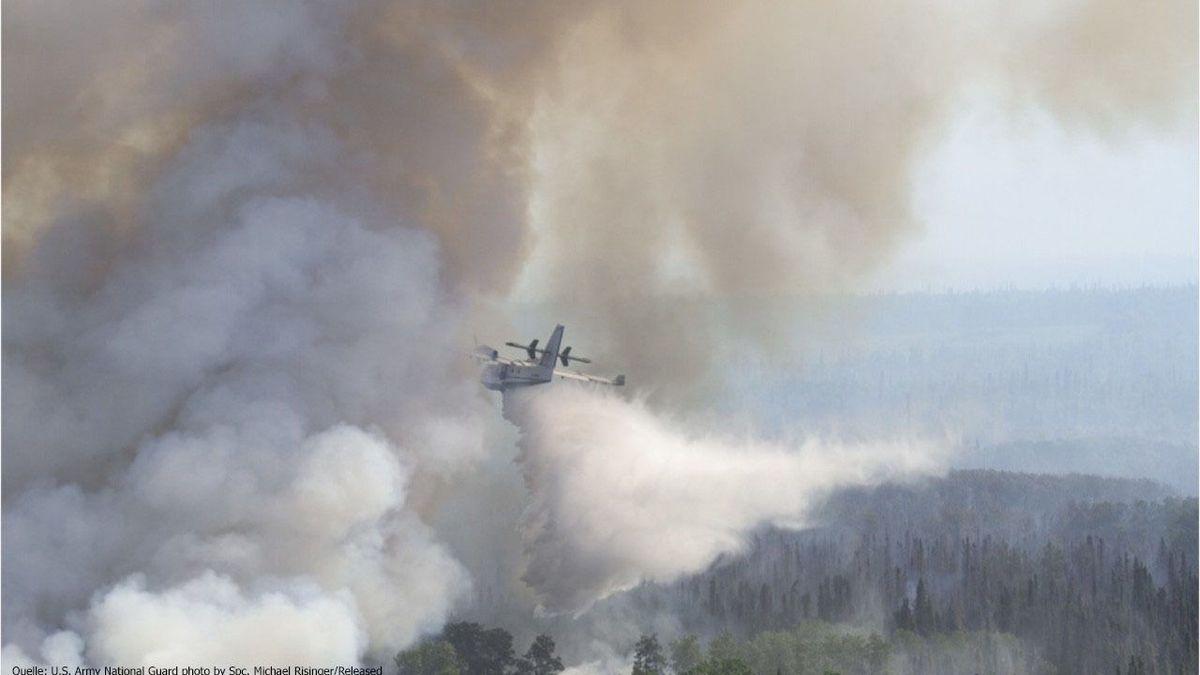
[809,468,1182,545]
[954,438,1198,497]
[729,286,1198,494]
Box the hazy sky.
[875,93,1198,292]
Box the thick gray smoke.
[4,115,483,663]
[3,0,1193,667]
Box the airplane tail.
[538,324,564,370]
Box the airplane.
[471,324,625,391]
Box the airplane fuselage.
[480,361,551,391]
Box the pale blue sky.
[875,95,1198,292]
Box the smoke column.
[3,0,1193,667]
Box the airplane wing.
[464,346,523,365]
[553,368,625,386]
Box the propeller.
[503,340,593,366]
[559,346,592,367]
[505,339,539,360]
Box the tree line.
[395,622,564,675]
[653,474,1197,674]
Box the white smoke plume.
[3,0,1193,667]
[84,573,364,666]
[505,385,946,614]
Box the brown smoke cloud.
[516,0,1195,391]
[6,1,1193,382]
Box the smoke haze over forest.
[2,0,1195,671]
